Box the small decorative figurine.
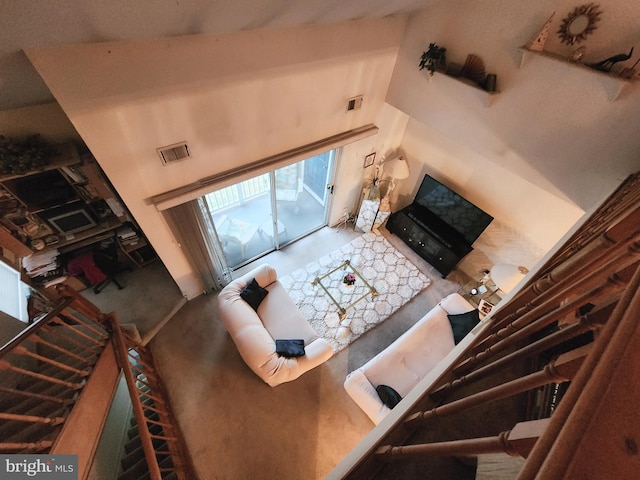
[589,47,634,72]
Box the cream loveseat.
[218,264,334,387]
[344,292,477,424]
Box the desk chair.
[67,246,130,294]
[92,250,127,293]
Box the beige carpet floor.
[149,226,461,479]
[80,259,184,338]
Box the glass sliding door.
[204,174,276,269]
[202,149,336,269]
[274,151,334,245]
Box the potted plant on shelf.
[419,43,447,76]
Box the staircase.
[119,408,177,480]
[0,285,197,480]
[111,319,194,480]
[0,296,109,453]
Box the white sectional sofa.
[218,264,334,387]
[344,292,476,424]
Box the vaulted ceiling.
[1,0,440,111]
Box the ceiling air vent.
[157,142,191,165]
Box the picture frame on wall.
[363,153,376,168]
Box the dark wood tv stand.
[386,203,473,277]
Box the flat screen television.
[4,169,77,210]
[39,202,97,235]
[414,174,493,245]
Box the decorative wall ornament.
[526,12,556,52]
[557,3,603,46]
[460,54,486,84]
[589,47,634,73]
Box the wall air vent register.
[157,141,191,165]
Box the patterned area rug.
[279,232,431,352]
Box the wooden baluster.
[432,307,610,399]
[29,334,95,366]
[39,325,102,357]
[407,346,589,427]
[485,229,640,336]
[481,248,635,347]
[142,417,174,429]
[131,369,160,387]
[0,412,66,426]
[457,272,626,376]
[57,310,110,340]
[0,360,84,390]
[137,390,167,407]
[0,441,53,452]
[520,262,640,480]
[129,351,154,371]
[150,434,178,442]
[50,316,106,347]
[11,345,91,377]
[538,173,640,276]
[0,386,76,406]
[377,419,549,462]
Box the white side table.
[373,210,391,230]
[356,199,380,232]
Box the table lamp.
[382,155,410,193]
[490,264,529,294]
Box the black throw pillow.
[275,339,305,358]
[239,277,268,311]
[447,309,481,344]
[376,384,402,409]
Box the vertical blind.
[162,200,232,292]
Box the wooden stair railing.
[377,419,549,461]
[111,311,198,480]
[0,283,197,479]
[519,253,640,479]
[0,285,110,455]
[329,173,640,480]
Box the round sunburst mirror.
[557,3,603,45]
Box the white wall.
[388,0,640,211]
[22,2,640,293]
[27,18,407,298]
[400,118,579,274]
[399,117,584,254]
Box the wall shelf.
[428,70,499,107]
[518,46,631,101]
[0,143,80,182]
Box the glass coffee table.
[311,259,378,319]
